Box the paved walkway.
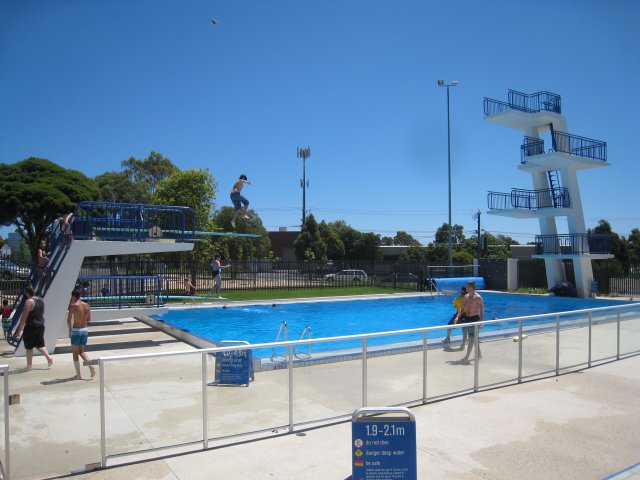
[1,306,639,480]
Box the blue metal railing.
[552,131,607,162]
[534,234,612,255]
[520,133,607,163]
[73,202,196,242]
[488,187,570,211]
[520,137,545,162]
[76,275,165,308]
[484,89,561,116]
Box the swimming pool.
[152,293,630,357]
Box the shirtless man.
[453,281,485,362]
[67,290,96,379]
[230,174,252,228]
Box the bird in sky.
[211,18,217,25]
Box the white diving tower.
[483,90,613,297]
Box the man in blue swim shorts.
[67,289,96,379]
[230,174,252,228]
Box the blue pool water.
[153,293,629,357]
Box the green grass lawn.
[170,286,416,303]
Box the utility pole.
[297,146,311,227]
[473,210,481,256]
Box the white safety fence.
[2,303,640,478]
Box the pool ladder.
[271,321,312,361]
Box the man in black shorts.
[453,281,485,362]
[12,286,54,370]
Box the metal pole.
[202,353,209,449]
[447,85,453,266]
[288,344,294,431]
[3,367,10,480]
[362,338,368,407]
[422,331,428,404]
[99,359,107,468]
[297,146,311,227]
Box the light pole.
[438,79,458,266]
[297,146,311,226]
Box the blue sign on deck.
[214,349,252,386]
[352,408,417,480]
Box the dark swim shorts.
[460,315,480,337]
[23,325,45,349]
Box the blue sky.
[1,0,638,244]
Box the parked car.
[324,269,368,283]
[382,273,418,282]
[1,258,30,280]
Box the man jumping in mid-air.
[230,174,252,228]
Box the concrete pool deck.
[1,297,639,480]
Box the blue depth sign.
[214,349,252,386]
[352,409,417,480]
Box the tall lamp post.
[438,79,458,266]
[297,146,311,226]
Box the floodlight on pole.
[437,79,459,266]
[297,146,311,226]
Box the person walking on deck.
[67,289,96,379]
[12,286,54,370]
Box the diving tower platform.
[483,89,613,297]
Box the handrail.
[484,89,561,116]
[73,201,196,242]
[534,233,612,255]
[552,131,607,162]
[294,326,312,359]
[487,187,570,211]
[271,320,289,361]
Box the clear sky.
[1,0,638,244]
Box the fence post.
[617,310,621,360]
[362,338,368,407]
[588,312,593,368]
[99,359,107,468]
[202,352,209,449]
[517,319,523,383]
[473,325,479,392]
[287,344,294,432]
[422,331,428,404]
[555,315,560,376]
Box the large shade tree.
[94,171,151,204]
[0,158,99,259]
[121,151,178,197]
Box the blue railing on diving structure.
[73,202,196,241]
[520,133,607,163]
[534,234,612,255]
[76,275,164,309]
[483,89,561,116]
[487,187,570,211]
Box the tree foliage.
[153,169,217,230]
[210,207,272,261]
[0,158,99,258]
[121,151,178,197]
[95,171,151,204]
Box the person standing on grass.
[67,289,96,379]
[230,174,252,228]
[211,254,231,298]
[453,281,485,362]
[12,286,54,370]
